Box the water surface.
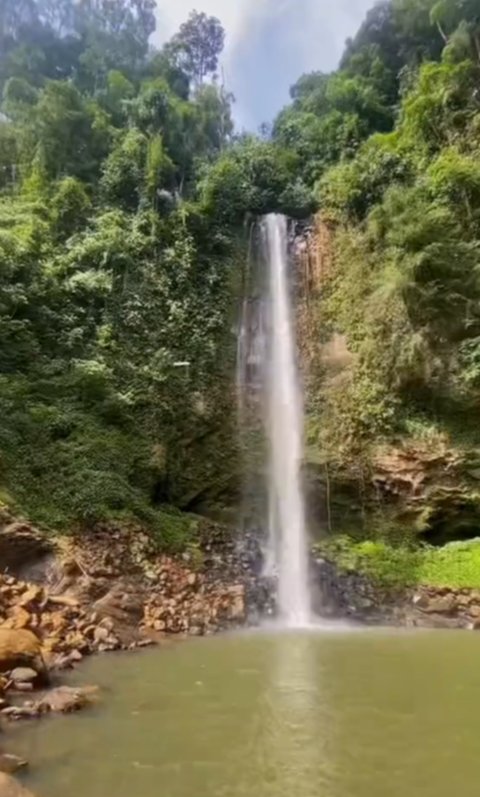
[12,628,480,797]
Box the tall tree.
[167,11,225,88]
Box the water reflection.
[255,631,333,797]
[11,629,480,797]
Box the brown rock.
[47,595,79,609]
[93,627,109,645]
[98,617,115,632]
[1,706,39,720]
[18,587,43,608]
[0,772,36,796]
[43,612,68,634]
[416,593,457,615]
[0,754,27,775]
[63,633,89,653]
[0,630,45,678]
[93,583,143,625]
[38,686,91,714]
[68,650,83,662]
[41,636,61,654]
[9,668,38,685]
[228,596,245,621]
[1,609,31,632]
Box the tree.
[78,0,156,87]
[430,0,480,62]
[100,129,147,210]
[167,11,225,88]
[28,81,112,182]
[193,83,234,155]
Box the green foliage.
[309,3,480,473]
[318,536,421,586]
[419,540,480,587]
[200,137,314,222]
[318,132,411,218]
[100,129,147,210]
[29,80,112,182]
[0,1,242,542]
[2,0,480,561]
[51,177,91,238]
[319,536,480,588]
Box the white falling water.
[263,214,311,627]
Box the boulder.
[413,591,458,614]
[37,686,93,714]
[1,609,31,631]
[9,669,38,685]
[93,583,144,625]
[0,773,36,797]
[422,594,457,615]
[0,631,46,680]
[0,755,27,775]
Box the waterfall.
[263,214,311,627]
[237,214,311,627]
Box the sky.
[154,0,375,130]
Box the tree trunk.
[435,21,448,44]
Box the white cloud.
[153,0,374,128]
[154,1,262,52]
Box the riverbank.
[315,537,480,629]
[0,506,274,724]
[2,504,480,794]
[0,506,273,793]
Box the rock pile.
[144,557,246,635]
[0,515,269,725]
[411,586,480,629]
[0,576,125,667]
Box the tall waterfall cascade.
[237,214,312,627]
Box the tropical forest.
[0,1,479,795]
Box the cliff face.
[297,214,480,547]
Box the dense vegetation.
[2,0,480,568]
[271,0,480,556]
[0,1,251,540]
[317,536,480,590]
[273,0,480,452]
